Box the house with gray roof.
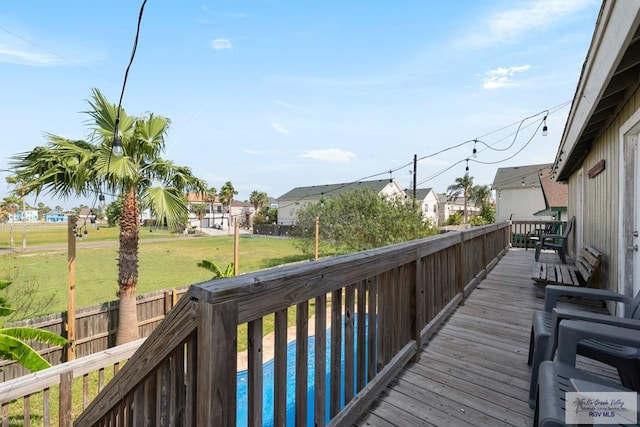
[277,179,405,225]
[414,188,439,225]
[491,163,567,222]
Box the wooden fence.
[74,222,510,426]
[0,287,189,382]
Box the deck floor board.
[354,249,620,426]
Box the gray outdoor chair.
[527,285,640,407]
[534,319,640,427]
[534,216,575,264]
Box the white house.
[414,188,439,225]
[277,179,406,226]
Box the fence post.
[197,299,238,425]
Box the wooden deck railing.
[56,222,510,426]
[510,220,566,249]
[0,338,143,427]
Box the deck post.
[413,249,424,362]
[196,299,238,426]
[456,233,465,300]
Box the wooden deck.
[354,248,618,427]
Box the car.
[212,223,222,230]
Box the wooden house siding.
[566,85,640,293]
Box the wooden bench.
[532,245,602,296]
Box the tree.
[197,260,235,279]
[0,280,67,372]
[219,181,238,226]
[253,206,278,225]
[10,88,207,344]
[447,174,475,224]
[249,190,269,212]
[292,188,437,256]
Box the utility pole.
[67,215,77,361]
[413,154,417,208]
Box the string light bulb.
[465,158,469,172]
[472,140,478,158]
[99,193,106,210]
[112,118,124,157]
[522,177,525,186]
[542,116,548,136]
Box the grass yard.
[0,224,309,320]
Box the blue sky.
[0,0,601,208]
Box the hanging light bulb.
[542,116,548,136]
[112,117,124,157]
[465,158,469,172]
[99,193,106,210]
[522,177,525,186]
[112,135,124,157]
[472,140,478,158]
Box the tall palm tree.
[472,184,491,208]
[10,88,207,344]
[0,280,68,371]
[219,181,238,226]
[204,186,217,226]
[249,190,269,212]
[447,174,475,224]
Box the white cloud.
[242,149,268,156]
[211,38,232,50]
[463,0,596,47]
[271,122,290,135]
[482,65,531,90]
[299,148,357,163]
[0,46,61,66]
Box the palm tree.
[196,260,235,279]
[0,280,67,371]
[472,184,491,208]
[447,174,475,224]
[10,88,207,344]
[219,181,238,226]
[249,190,269,212]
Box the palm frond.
[1,327,68,347]
[0,334,52,372]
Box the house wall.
[277,199,316,225]
[420,191,439,225]
[496,187,546,222]
[566,86,640,293]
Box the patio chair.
[534,216,575,263]
[527,222,561,251]
[534,319,640,427]
[527,285,640,407]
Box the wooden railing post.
[59,371,72,427]
[197,299,237,426]
[456,233,465,299]
[413,249,425,362]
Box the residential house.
[552,0,640,304]
[492,163,567,222]
[186,193,223,228]
[44,210,67,223]
[436,193,482,225]
[414,188,439,225]
[8,209,39,222]
[229,200,256,227]
[277,179,406,226]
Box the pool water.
[236,315,372,426]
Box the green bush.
[446,212,463,225]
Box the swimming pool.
[236,315,372,426]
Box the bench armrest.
[544,285,630,311]
[555,320,640,366]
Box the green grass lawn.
[0,223,309,320]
